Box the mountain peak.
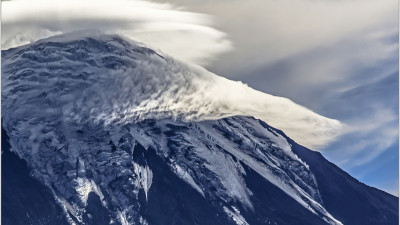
[2,32,341,149]
[1,33,397,225]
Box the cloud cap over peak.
[1,0,232,66]
[1,33,342,150]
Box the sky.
[158,0,399,195]
[1,0,399,195]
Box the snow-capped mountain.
[1,33,398,225]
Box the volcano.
[1,33,398,225]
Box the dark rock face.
[291,139,399,225]
[1,128,70,225]
[133,146,235,225]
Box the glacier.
[2,33,397,225]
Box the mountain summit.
[1,33,398,225]
[1,32,341,149]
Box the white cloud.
[167,0,398,172]
[1,0,232,65]
[4,0,395,158]
[1,33,342,150]
[1,0,397,195]
[167,0,397,73]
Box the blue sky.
[172,0,399,195]
[2,0,398,195]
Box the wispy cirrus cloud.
[167,0,397,73]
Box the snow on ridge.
[223,206,249,225]
[194,118,342,225]
[133,163,153,201]
[173,164,205,197]
[2,32,341,149]
[125,117,342,225]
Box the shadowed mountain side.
[1,127,70,225]
[262,121,399,225]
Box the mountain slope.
[1,127,70,225]
[1,33,398,225]
[2,117,397,225]
[290,137,399,225]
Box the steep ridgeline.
[1,33,398,225]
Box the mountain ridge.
[1,33,398,225]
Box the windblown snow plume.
[1,0,232,65]
[1,33,341,149]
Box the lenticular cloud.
[1,33,342,149]
[1,0,232,66]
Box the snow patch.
[133,163,153,200]
[223,206,249,225]
[173,164,205,197]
